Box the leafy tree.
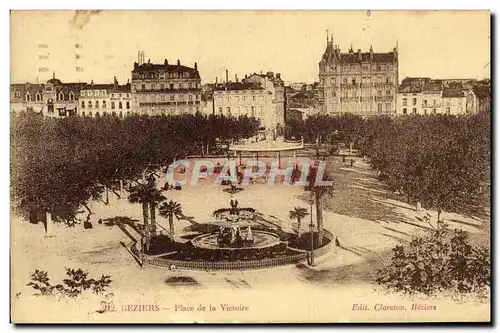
[289,207,309,237]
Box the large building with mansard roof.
[10,72,86,117]
[131,54,202,116]
[318,35,399,116]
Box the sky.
[10,10,490,85]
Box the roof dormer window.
[69,92,75,101]
[58,92,64,101]
[25,93,30,101]
[35,93,41,101]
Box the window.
[252,96,256,101]
[343,78,347,84]
[189,95,193,101]
[112,111,116,117]
[126,101,130,109]
[88,101,92,108]
[160,83,165,89]
[111,101,115,109]
[377,65,381,71]
[170,95,175,101]
[82,111,85,117]
[25,93,30,101]
[412,98,417,105]
[142,84,145,90]
[412,108,417,114]
[101,91,105,97]
[119,102,123,109]
[386,90,391,96]
[433,100,437,106]
[402,98,407,106]
[251,106,255,116]
[119,111,123,118]
[36,93,41,101]
[352,78,356,86]
[69,92,74,101]
[386,77,391,84]
[377,104,382,112]
[95,101,99,108]
[89,111,92,117]
[96,112,100,117]
[363,66,368,72]
[226,107,231,115]
[432,109,437,115]
[446,107,450,114]
[219,107,223,114]
[169,83,174,89]
[81,101,85,108]
[152,84,156,90]
[423,100,427,106]
[88,91,92,97]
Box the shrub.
[376,222,490,296]
[27,268,112,297]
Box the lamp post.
[309,200,315,266]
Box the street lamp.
[309,200,315,266]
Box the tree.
[149,181,166,235]
[127,180,159,249]
[289,207,309,237]
[159,200,182,235]
[305,166,335,245]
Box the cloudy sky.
[11,10,490,85]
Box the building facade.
[10,73,85,117]
[78,77,132,117]
[213,72,285,130]
[131,58,202,116]
[318,35,399,116]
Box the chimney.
[91,79,94,85]
[358,49,362,61]
[370,45,374,61]
[194,62,198,70]
[216,77,218,84]
[127,79,130,84]
[226,69,229,84]
[245,74,247,79]
[164,59,168,65]
[276,73,281,79]
[134,62,138,69]
[235,74,237,82]
[148,58,151,64]
[177,59,181,66]
[113,76,118,89]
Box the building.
[318,35,399,116]
[290,82,306,91]
[472,85,491,113]
[10,73,85,117]
[131,57,202,116]
[442,89,466,115]
[78,77,132,117]
[213,71,285,131]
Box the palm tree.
[305,165,334,246]
[149,186,166,236]
[159,200,182,235]
[128,180,157,249]
[289,207,309,237]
